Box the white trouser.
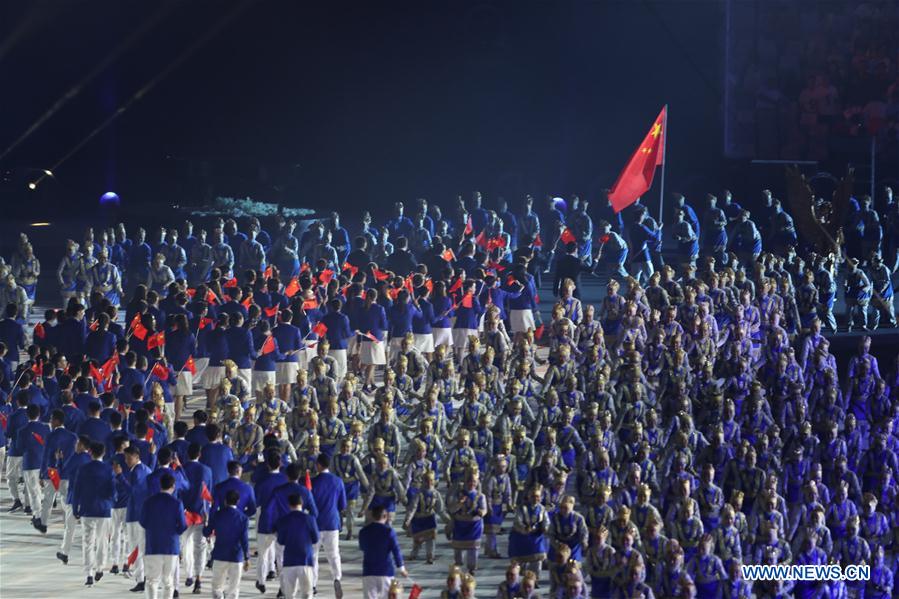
[23,469,43,515]
[211,560,243,599]
[181,523,208,578]
[144,554,178,599]
[238,369,253,396]
[41,477,64,526]
[281,565,314,599]
[81,516,110,576]
[312,529,342,586]
[110,508,128,565]
[362,576,393,599]
[60,495,78,556]
[256,532,277,583]
[127,521,146,580]
[5,455,23,503]
[0,446,6,485]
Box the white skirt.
[348,336,360,356]
[388,337,405,362]
[202,366,226,390]
[175,371,193,396]
[452,328,479,350]
[432,327,453,348]
[360,340,386,365]
[253,370,277,393]
[193,357,210,381]
[413,333,434,354]
[510,309,536,334]
[275,361,300,385]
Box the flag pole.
[658,104,668,225]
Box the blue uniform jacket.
[181,460,214,515]
[311,471,347,531]
[200,442,234,486]
[276,510,320,567]
[72,459,117,518]
[140,492,188,555]
[20,420,52,470]
[212,476,256,518]
[203,506,249,563]
[359,521,404,576]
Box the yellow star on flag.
[650,122,662,139]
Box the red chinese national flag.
[199,317,214,330]
[32,432,45,445]
[301,297,318,311]
[31,359,42,377]
[560,228,576,245]
[312,322,328,337]
[186,288,196,298]
[532,233,543,248]
[464,216,473,235]
[185,355,197,375]
[126,546,139,567]
[47,467,61,490]
[147,332,165,350]
[261,336,276,355]
[264,305,279,318]
[223,277,238,288]
[441,249,456,262]
[263,265,273,279]
[144,428,155,442]
[408,585,423,599]
[342,262,358,277]
[205,289,218,305]
[373,268,390,282]
[318,269,335,285]
[608,105,667,213]
[461,293,474,308]
[534,324,545,340]
[448,278,463,294]
[241,296,253,309]
[475,230,488,248]
[34,322,46,339]
[184,510,203,527]
[89,319,99,331]
[304,470,312,490]
[284,278,301,298]
[100,354,119,384]
[89,364,103,384]
[201,482,213,502]
[151,362,169,381]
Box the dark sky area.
[1,0,725,218]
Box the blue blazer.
[182,460,214,515]
[20,420,52,471]
[276,510,319,567]
[72,459,117,518]
[140,492,188,555]
[359,522,404,576]
[200,442,234,486]
[43,426,77,475]
[264,482,318,536]
[311,471,347,532]
[224,327,256,369]
[213,477,256,518]
[203,506,249,563]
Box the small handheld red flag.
[184,510,204,527]
[535,324,545,340]
[0,413,7,429]
[532,233,543,248]
[408,584,423,599]
[186,288,197,298]
[47,467,61,490]
[506,275,517,287]
[31,359,43,377]
[147,332,165,350]
[448,278,463,294]
[223,277,239,288]
[132,321,148,341]
[264,305,279,318]
[145,427,155,442]
[318,269,335,285]
[201,482,213,503]
[34,322,46,339]
[300,262,311,273]
[205,289,218,305]
[304,470,312,490]
[89,364,104,384]
[261,336,276,355]
[100,353,119,385]
[89,319,99,331]
[312,322,328,338]
[126,546,139,568]
[185,356,197,376]
[424,279,433,294]
[263,265,273,279]
[151,362,169,381]
[32,432,45,446]
[461,293,474,308]
[284,278,301,298]
[560,228,576,245]
[441,249,456,262]
[342,262,358,277]
[241,296,253,309]
[600,233,611,244]
[199,317,214,330]
[475,230,488,248]
[608,105,667,213]
[464,216,473,235]
[301,297,319,311]
[361,331,380,344]
[373,268,390,282]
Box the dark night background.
[1,0,728,220]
